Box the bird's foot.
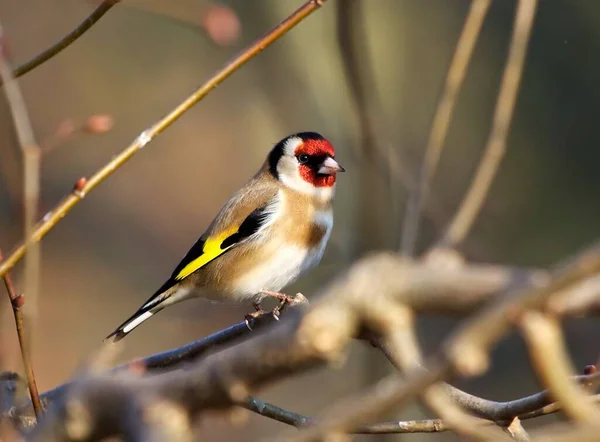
[260,290,295,305]
[262,291,297,321]
[244,302,265,330]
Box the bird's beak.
[318,157,345,174]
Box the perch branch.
[440,0,538,248]
[0,253,41,419]
[400,0,491,256]
[11,304,302,425]
[0,0,328,281]
[0,1,118,87]
[7,256,600,427]
[3,243,593,441]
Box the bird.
[105,132,344,342]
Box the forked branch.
[439,0,538,249]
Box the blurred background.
[1,1,600,440]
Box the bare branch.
[0,22,43,420]
[243,396,450,434]
[440,0,538,249]
[445,240,600,377]
[286,239,600,440]
[376,310,510,441]
[0,255,41,419]
[0,0,329,281]
[507,417,530,442]
[0,1,118,87]
[521,312,600,422]
[400,0,491,256]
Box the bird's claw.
[244,305,265,331]
[246,292,296,328]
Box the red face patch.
[298,166,336,187]
[294,139,335,158]
[295,138,337,187]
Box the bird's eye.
[297,154,309,164]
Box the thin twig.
[506,417,530,442]
[243,396,450,434]
[0,0,328,281]
[0,21,42,322]
[521,312,600,422]
[439,0,538,248]
[0,24,43,420]
[400,0,491,256]
[0,252,41,419]
[0,1,118,87]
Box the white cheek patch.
[276,136,336,200]
[283,136,303,156]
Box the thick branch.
[6,256,600,429]
[0,247,592,440]
[286,239,600,440]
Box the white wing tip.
[122,311,153,334]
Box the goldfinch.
[106,132,344,342]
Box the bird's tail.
[104,304,164,343]
[104,282,189,342]
[104,280,190,343]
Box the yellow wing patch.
[174,227,238,281]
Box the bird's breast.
[229,207,333,298]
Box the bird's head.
[267,132,344,198]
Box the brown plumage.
[106,132,344,342]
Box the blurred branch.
[0,0,328,281]
[335,0,385,162]
[400,0,491,256]
[375,307,510,441]
[0,1,118,87]
[285,237,600,440]
[0,254,41,420]
[506,417,530,442]
[2,245,598,439]
[11,306,300,425]
[0,24,42,421]
[378,334,600,423]
[440,0,538,249]
[243,396,450,434]
[521,312,600,422]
